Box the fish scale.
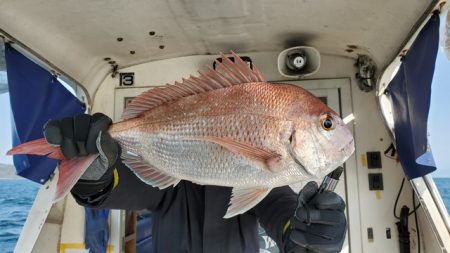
[113,112,291,188]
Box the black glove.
[284,181,347,253]
[43,113,118,180]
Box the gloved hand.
[43,113,118,180]
[284,181,347,253]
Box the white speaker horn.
[277,46,321,78]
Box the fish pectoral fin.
[121,152,180,189]
[189,136,282,172]
[224,187,272,218]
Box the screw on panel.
[346,49,354,53]
[130,51,135,55]
[104,57,111,61]
[117,37,123,42]
[149,31,156,36]
[159,45,165,49]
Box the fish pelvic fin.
[121,152,180,189]
[121,51,267,120]
[189,136,282,172]
[6,138,65,160]
[224,187,271,218]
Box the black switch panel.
[386,228,391,239]
[367,151,382,168]
[367,227,374,241]
[368,173,383,190]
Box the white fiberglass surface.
[0,0,434,96]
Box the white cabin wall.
[91,51,433,253]
[417,208,442,253]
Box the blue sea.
[0,178,449,253]
[434,178,450,212]
[0,179,39,253]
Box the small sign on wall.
[120,72,135,86]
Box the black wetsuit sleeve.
[254,186,297,252]
[71,159,169,211]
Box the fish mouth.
[287,143,314,176]
[340,139,355,159]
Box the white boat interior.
[0,1,449,252]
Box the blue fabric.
[5,43,85,184]
[136,213,153,253]
[84,208,110,253]
[386,13,439,179]
[136,237,153,253]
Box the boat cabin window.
[428,9,450,213]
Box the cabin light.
[343,113,355,124]
[379,94,395,131]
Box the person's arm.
[254,186,298,250]
[44,113,170,211]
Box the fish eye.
[321,115,335,131]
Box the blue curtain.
[5,43,85,184]
[386,13,439,179]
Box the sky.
[428,49,450,177]
[0,91,12,164]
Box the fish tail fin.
[7,138,98,202]
[6,138,65,160]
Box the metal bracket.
[355,55,377,92]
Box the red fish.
[8,52,354,218]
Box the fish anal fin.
[224,187,271,218]
[121,52,266,120]
[190,136,282,172]
[54,154,99,202]
[121,152,180,189]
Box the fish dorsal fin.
[121,52,266,120]
[189,136,282,172]
[121,152,180,189]
[224,187,271,218]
